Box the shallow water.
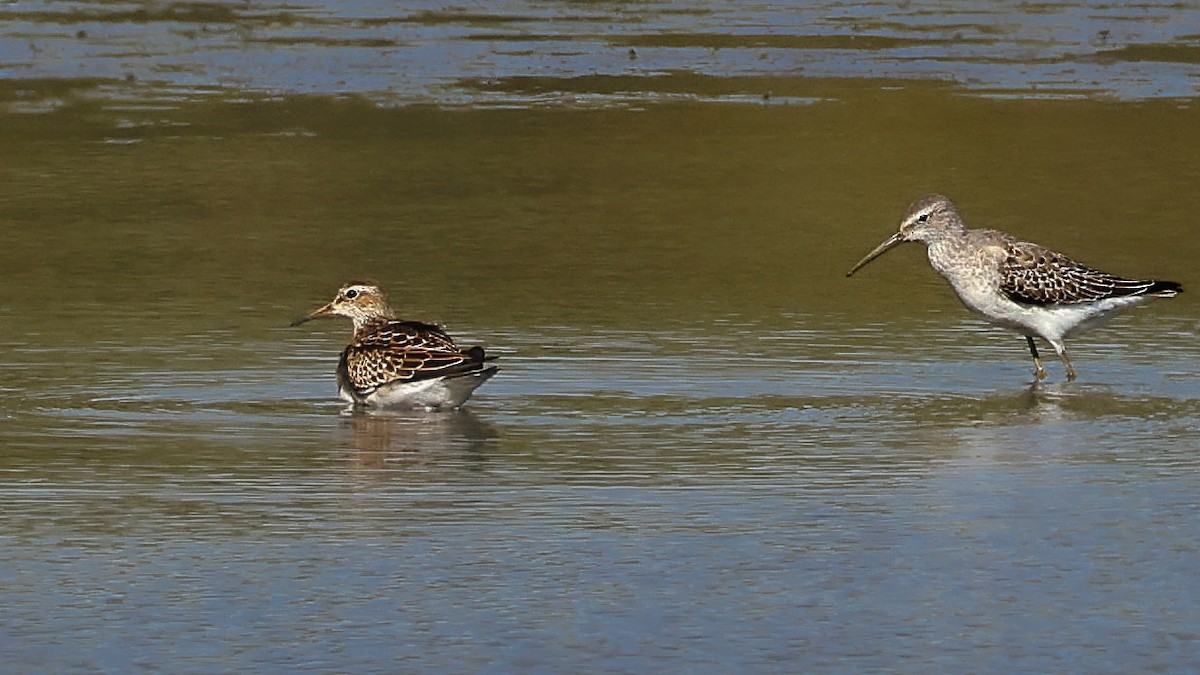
[3,2,1200,672]
[6,0,1200,105]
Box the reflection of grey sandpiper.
[847,194,1182,381]
[292,282,497,410]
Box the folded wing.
[339,320,490,396]
[1001,241,1179,306]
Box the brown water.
[3,2,1200,672]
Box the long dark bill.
[846,231,906,277]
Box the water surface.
[2,2,1200,672]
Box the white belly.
[341,368,497,411]
[948,279,1151,341]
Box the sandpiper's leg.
[1048,338,1077,381]
[1025,336,1046,380]
[1060,353,1077,381]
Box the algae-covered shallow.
[2,2,1200,672]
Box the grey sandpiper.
[847,194,1181,381]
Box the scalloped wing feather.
[1000,241,1162,306]
[355,320,458,352]
[340,320,487,396]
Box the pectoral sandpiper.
[847,195,1181,381]
[292,283,497,410]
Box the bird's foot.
[1033,358,1047,381]
[1061,355,1077,381]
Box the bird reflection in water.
[337,409,496,469]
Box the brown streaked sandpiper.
[292,282,497,410]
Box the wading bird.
[847,195,1181,380]
[292,282,497,409]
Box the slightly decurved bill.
[847,232,906,277]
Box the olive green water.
[3,2,1200,672]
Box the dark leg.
[1025,336,1046,380]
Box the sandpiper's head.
[847,194,963,277]
[897,194,962,242]
[291,282,393,329]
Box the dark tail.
[1148,280,1182,297]
[465,345,499,363]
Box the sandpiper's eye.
[344,289,359,299]
[917,213,930,223]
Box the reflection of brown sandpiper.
[848,195,1181,381]
[293,283,497,410]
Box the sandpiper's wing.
[1000,240,1174,306]
[340,320,489,395]
[363,319,459,352]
